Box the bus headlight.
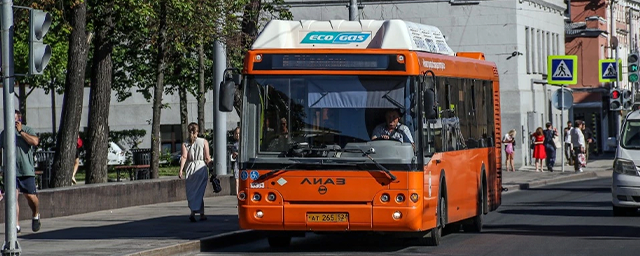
[396,194,405,203]
[256,210,264,218]
[267,192,276,201]
[381,193,390,202]
[392,211,402,219]
[252,193,262,201]
[238,191,246,201]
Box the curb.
[126,230,264,256]
[502,171,598,193]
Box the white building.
[0,87,240,153]
[283,0,568,168]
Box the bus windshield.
[250,75,414,154]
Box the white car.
[78,142,128,166]
[108,142,127,165]
[611,110,640,216]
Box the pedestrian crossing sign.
[598,59,622,83]
[547,55,578,85]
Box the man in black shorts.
[0,110,41,233]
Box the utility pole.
[349,0,358,21]
[1,0,21,254]
[214,20,227,176]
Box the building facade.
[566,0,640,154]
[284,0,567,168]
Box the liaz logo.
[301,32,370,44]
[300,178,346,185]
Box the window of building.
[542,31,547,74]
[532,27,538,74]
[537,29,542,73]
[526,26,531,74]
[160,124,183,154]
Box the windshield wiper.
[342,148,396,181]
[255,162,299,182]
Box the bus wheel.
[425,195,445,246]
[267,235,292,248]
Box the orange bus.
[219,19,502,247]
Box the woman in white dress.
[179,122,212,222]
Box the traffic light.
[29,9,52,75]
[610,88,622,111]
[622,89,634,110]
[629,53,639,83]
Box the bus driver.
[371,109,414,146]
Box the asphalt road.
[199,177,640,256]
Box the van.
[610,110,640,216]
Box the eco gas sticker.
[301,32,370,44]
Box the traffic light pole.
[1,0,21,255]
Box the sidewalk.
[0,159,614,255]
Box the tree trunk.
[177,63,188,144]
[86,1,114,184]
[197,43,205,132]
[151,0,168,179]
[51,2,89,188]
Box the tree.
[85,0,115,184]
[224,0,293,115]
[150,0,169,179]
[51,1,89,188]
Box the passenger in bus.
[371,109,414,146]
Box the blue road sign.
[240,170,249,181]
[547,55,578,85]
[599,59,621,83]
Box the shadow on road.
[15,214,238,241]
[483,223,640,238]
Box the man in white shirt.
[570,120,586,172]
[564,121,573,165]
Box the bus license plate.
[307,213,348,223]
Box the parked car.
[108,142,127,165]
[77,141,128,166]
[610,109,640,216]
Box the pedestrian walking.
[231,126,240,195]
[543,122,558,172]
[531,127,546,172]
[581,122,595,162]
[0,110,42,233]
[564,121,573,165]
[571,120,586,172]
[178,122,213,222]
[72,135,83,185]
[502,129,517,172]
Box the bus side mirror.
[219,79,236,112]
[424,89,437,119]
[219,70,241,113]
[422,70,437,119]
